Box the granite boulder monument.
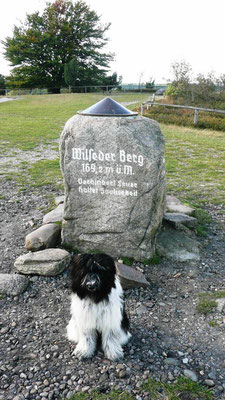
[60,97,166,261]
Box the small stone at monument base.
[25,223,61,251]
[43,203,64,224]
[163,213,197,228]
[156,228,200,263]
[166,204,195,215]
[14,249,71,276]
[166,195,194,215]
[115,262,150,289]
[55,195,65,206]
[0,273,29,296]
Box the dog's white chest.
[70,280,123,333]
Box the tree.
[146,77,155,89]
[102,72,122,88]
[64,57,107,87]
[171,60,192,84]
[217,74,225,92]
[0,74,6,89]
[166,60,192,100]
[194,72,217,106]
[2,0,113,92]
[64,57,121,91]
[0,74,6,95]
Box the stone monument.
[60,97,166,261]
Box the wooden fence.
[141,98,225,126]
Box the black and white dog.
[66,253,131,360]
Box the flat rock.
[55,195,65,206]
[166,195,182,205]
[215,298,225,313]
[14,249,71,276]
[0,273,29,296]
[166,195,194,215]
[25,223,61,251]
[166,204,195,215]
[163,213,197,228]
[136,305,148,315]
[164,358,180,366]
[205,379,215,387]
[116,262,150,289]
[183,369,198,382]
[43,204,64,224]
[156,228,200,262]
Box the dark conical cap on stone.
[77,97,138,117]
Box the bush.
[143,105,225,131]
[8,88,48,96]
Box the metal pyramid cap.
[77,97,138,117]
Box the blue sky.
[1,0,224,83]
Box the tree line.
[166,60,225,107]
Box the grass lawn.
[0,93,224,206]
[163,124,225,205]
[0,92,150,150]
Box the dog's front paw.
[104,346,123,361]
[72,344,94,360]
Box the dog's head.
[70,253,117,302]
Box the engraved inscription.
[72,147,144,197]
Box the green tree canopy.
[2,0,113,91]
[0,74,6,89]
[64,57,121,89]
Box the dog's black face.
[70,253,116,303]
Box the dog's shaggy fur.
[66,253,131,360]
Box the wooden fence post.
[194,109,199,126]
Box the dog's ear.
[94,253,116,272]
[73,254,81,265]
[70,254,82,279]
[71,254,92,273]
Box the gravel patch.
[0,97,20,103]
[0,142,59,173]
[0,177,225,399]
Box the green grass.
[144,252,161,265]
[87,249,103,254]
[197,300,217,315]
[142,377,213,400]
[63,378,213,400]
[120,256,134,266]
[197,291,225,315]
[209,320,220,327]
[4,159,63,188]
[0,93,150,151]
[161,124,225,205]
[63,390,134,400]
[193,208,212,237]
[1,93,225,205]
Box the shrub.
[143,106,225,131]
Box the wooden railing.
[141,98,225,125]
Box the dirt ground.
[0,176,225,399]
